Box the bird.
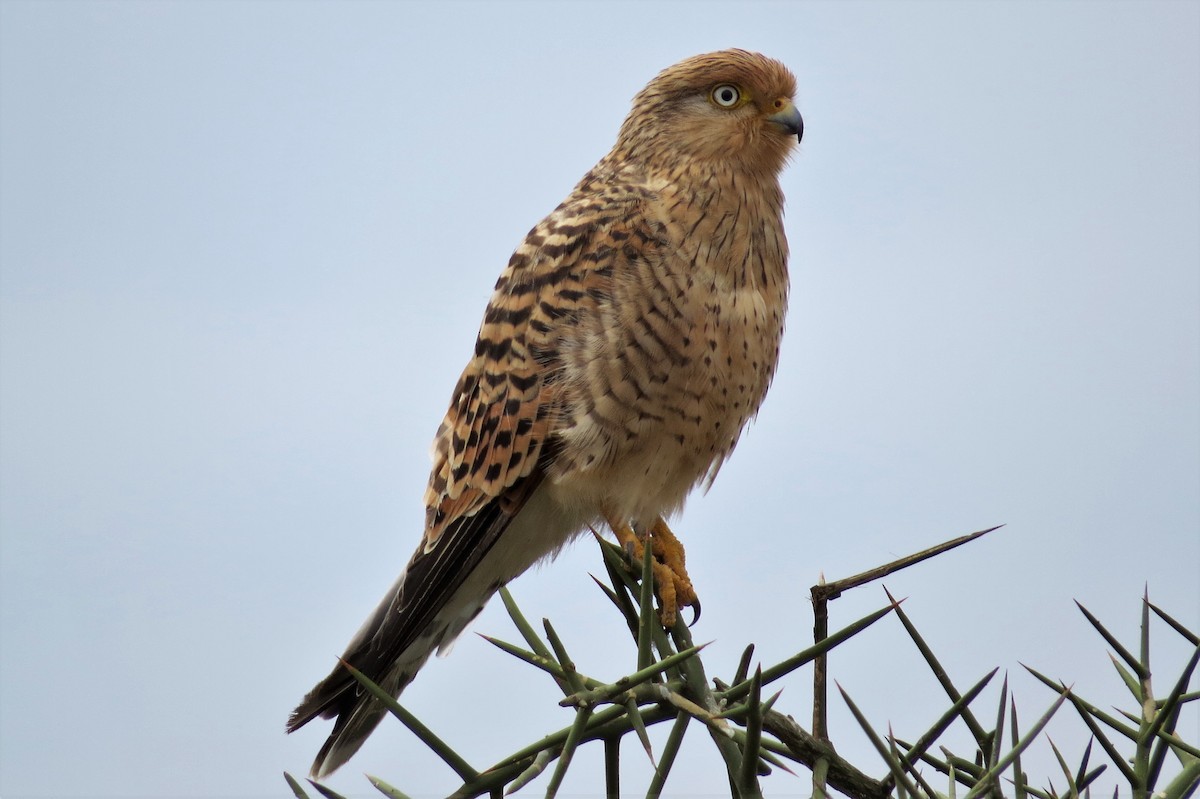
[288,48,803,778]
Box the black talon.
[686,598,702,627]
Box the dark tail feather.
[287,480,535,776]
[288,659,418,778]
[286,665,350,734]
[286,566,428,777]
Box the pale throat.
[652,163,789,292]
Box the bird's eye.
[710,84,741,108]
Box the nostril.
[773,99,785,109]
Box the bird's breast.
[549,215,788,525]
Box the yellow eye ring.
[710,83,742,108]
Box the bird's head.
[614,49,802,179]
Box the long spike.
[543,708,593,799]
[1147,600,1200,646]
[990,674,1009,770]
[1144,644,1200,787]
[366,775,415,799]
[624,697,655,763]
[722,602,895,703]
[637,536,656,671]
[1075,600,1149,680]
[885,668,998,792]
[284,772,312,799]
[543,618,586,695]
[885,586,991,747]
[736,666,765,797]
[647,711,690,798]
[499,586,554,660]
[960,688,1071,799]
[837,682,923,797]
[1011,699,1028,799]
[888,726,938,798]
[339,659,479,781]
[813,525,1002,599]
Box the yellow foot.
[606,514,700,628]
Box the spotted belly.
[548,282,781,526]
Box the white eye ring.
[711,84,741,108]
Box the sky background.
[1,2,1197,798]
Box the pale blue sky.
[1,2,1197,798]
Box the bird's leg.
[647,517,699,623]
[605,513,700,628]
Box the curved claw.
[685,598,702,627]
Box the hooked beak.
[768,100,804,143]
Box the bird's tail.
[287,475,553,777]
[286,561,487,778]
[287,658,422,778]
[285,569,429,777]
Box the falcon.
[288,48,803,778]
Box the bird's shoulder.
[502,165,669,281]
